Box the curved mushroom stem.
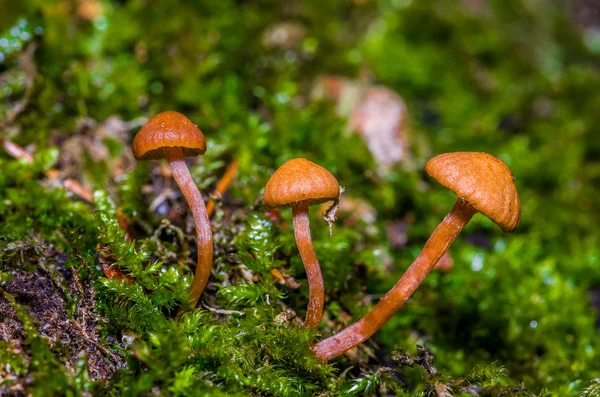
[292,201,325,329]
[164,147,213,307]
[312,198,477,361]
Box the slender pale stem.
[313,199,477,361]
[292,201,325,329]
[164,147,213,307]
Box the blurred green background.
[1,0,600,395]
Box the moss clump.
[1,0,600,395]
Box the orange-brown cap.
[426,152,520,232]
[132,111,206,160]
[264,158,340,208]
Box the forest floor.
[1,1,600,396]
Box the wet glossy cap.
[133,111,206,160]
[426,152,520,232]
[264,158,340,207]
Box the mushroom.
[133,111,213,307]
[264,158,341,328]
[312,152,520,360]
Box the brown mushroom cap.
[264,158,340,208]
[133,111,206,160]
[425,152,520,232]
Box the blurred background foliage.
[1,0,600,395]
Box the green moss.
[1,0,600,395]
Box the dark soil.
[0,239,124,394]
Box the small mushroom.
[264,158,341,329]
[313,152,520,360]
[133,111,213,307]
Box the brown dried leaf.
[313,76,410,173]
[262,22,307,49]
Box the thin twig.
[206,158,239,216]
[71,319,121,364]
[201,303,244,316]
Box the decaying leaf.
[313,76,410,173]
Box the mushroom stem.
[292,201,325,329]
[313,198,477,361]
[164,147,213,306]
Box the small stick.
[206,158,239,216]
[201,303,244,316]
[71,319,121,364]
[2,139,33,162]
[63,178,94,203]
